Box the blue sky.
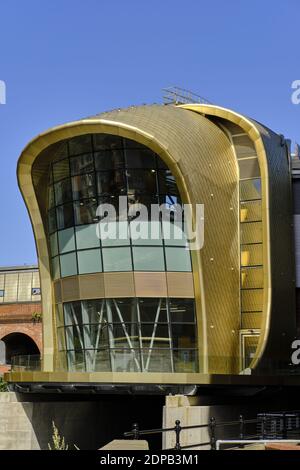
[0,0,299,265]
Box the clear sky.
[0,0,299,266]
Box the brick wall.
[0,302,42,351]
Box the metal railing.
[11,354,41,371]
[162,86,212,106]
[124,412,300,450]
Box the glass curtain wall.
[47,134,191,278]
[56,298,197,373]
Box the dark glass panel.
[138,299,167,323]
[93,134,123,151]
[158,170,179,195]
[64,301,82,326]
[48,208,57,233]
[128,194,159,220]
[72,173,96,200]
[94,149,124,170]
[124,148,156,169]
[127,169,157,194]
[70,153,94,175]
[169,299,195,323]
[68,134,92,155]
[53,159,70,183]
[54,178,72,205]
[56,203,74,230]
[98,195,128,221]
[96,170,127,195]
[74,199,98,225]
[48,186,55,208]
[171,324,196,349]
[107,298,137,323]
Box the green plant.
[48,421,68,450]
[32,311,42,323]
[0,378,8,392]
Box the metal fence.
[124,412,300,450]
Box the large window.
[56,298,198,373]
[47,134,192,278]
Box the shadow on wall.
[19,394,164,450]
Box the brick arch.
[0,325,42,352]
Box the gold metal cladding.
[179,104,271,369]
[17,105,240,375]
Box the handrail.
[124,411,300,450]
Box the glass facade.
[47,134,197,373]
[47,134,191,279]
[56,298,197,373]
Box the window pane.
[54,178,72,205]
[110,349,140,372]
[58,227,75,254]
[171,324,196,349]
[158,170,178,195]
[141,349,172,372]
[174,350,197,372]
[68,134,92,155]
[75,224,100,249]
[239,158,260,179]
[241,243,263,267]
[169,299,195,323]
[128,195,159,220]
[100,221,130,246]
[240,200,262,222]
[107,298,137,323]
[77,249,102,274]
[94,150,124,170]
[81,299,106,324]
[240,178,261,201]
[56,304,64,327]
[98,195,128,221]
[86,349,111,372]
[57,327,66,351]
[64,301,82,325]
[124,148,156,169]
[165,247,191,271]
[102,247,132,271]
[127,169,157,194]
[140,324,170,348]
[53,159,70,183]
[56,203,74,230]
[74,199,98,225]
[60,252,77,277]
[96,171,126,195]
[51,256,60,280]
[50,232,58,257]
[93,134,123,151]
[67,350,85,372]
[138,298,167,323]
[162,221,187,247]
[130,221,162,245]
[70,153,94,175]
[48,208,57,233]
[240,221,262,244]
[72,173,96,200]
[48,186,55,208]
[132,247,165,271]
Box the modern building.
[6,101,299,391]
[0,265,42,373]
